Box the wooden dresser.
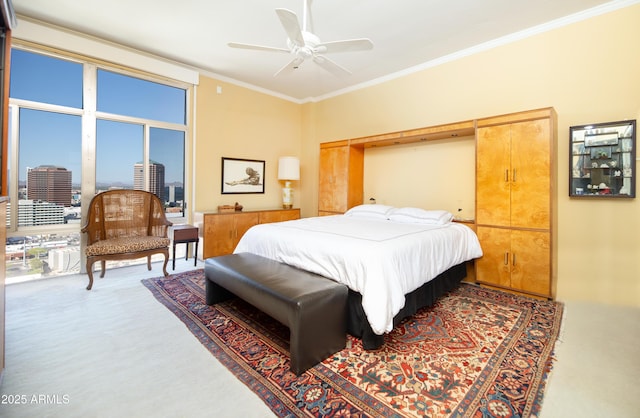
[201,208,300,259]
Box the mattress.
[234,215,482,335]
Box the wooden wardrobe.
[318,108,557,299]
[475,108,557,299]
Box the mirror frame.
[569,120,636,198]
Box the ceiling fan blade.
[313,55,351,76]
[228,42,290,53]
[274,57,305,77]
[317,38,374,54]
[275,8,305,47]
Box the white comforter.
[234,215,482,335]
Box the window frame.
[7,43,193,263]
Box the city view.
[5,162,185,283]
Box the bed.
[233,204,483,349]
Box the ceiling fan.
[228,0,373,77]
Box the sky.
[10,49,186,185]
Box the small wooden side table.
[171,224,199,270]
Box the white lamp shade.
[277,156,300,180]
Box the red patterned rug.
[142,269,563,417]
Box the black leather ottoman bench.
[204,252,348,375]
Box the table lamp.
[277,156,300,209]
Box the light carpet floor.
[1,260,639,417]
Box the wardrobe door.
[476,124,511,227]
[318,143,363,215]
[475,226,511,289]
[510,119,551,230]
[319,145,349,214]
[510,230,551,295]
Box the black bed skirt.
[346,262,468,350]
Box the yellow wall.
[363,137,476,220]
[194,77,302,212]
[298,5,640,307]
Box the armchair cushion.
[85,236,170,256]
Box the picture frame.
[221,157,265,194]
[569,120,636,198]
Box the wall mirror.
[570,120,636,198]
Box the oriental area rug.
[142,269,563,418]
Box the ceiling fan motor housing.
[288,31,320,60]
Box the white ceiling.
[12,0,623,102]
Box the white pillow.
[344,204,394,220]
[388,207,454,225]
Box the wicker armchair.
[81,190,172,290]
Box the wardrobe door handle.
[505,169,509,182]
[513,168,517,182]
[504,252,509,265]
[513,253,517,266]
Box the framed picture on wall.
[221,157,265,194]
[569,120,636,198]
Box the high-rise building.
[134,160,165,202]
[27,165,72,207]
[165,184,184,204]
[13,200,66,226]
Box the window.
[96,119,143,192]
[150,127,185,217]
[8,48,190,282]
[95,70,187,210]
[97,69,186,124]
[10,49,82,107]
[18,109,81,224]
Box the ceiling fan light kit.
[228,0,373,77]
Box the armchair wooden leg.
[86,260,95,290]
[84,247,171,289]
[162,252,169,277]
